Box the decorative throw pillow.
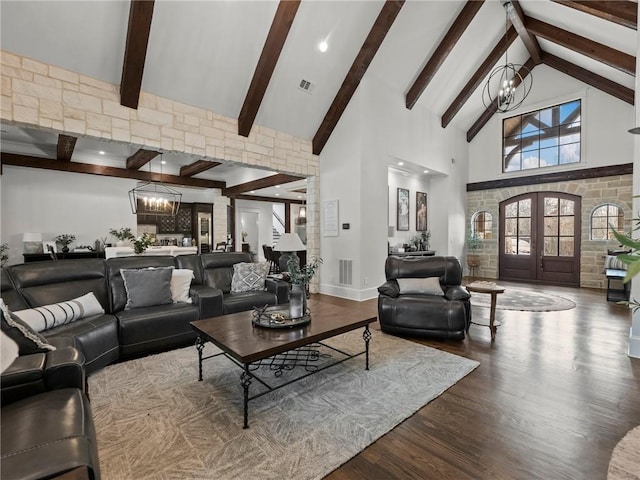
[121,267,173,310]
[397,277,444,296]
[171,269,194,303]
[1,330,19,373]
[13,292,104,333]
[0,298,56,354]
[231,262,270,293]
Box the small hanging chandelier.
[128,156,182,216]
[482,1,533,113]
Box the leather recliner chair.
[377,256,471,340]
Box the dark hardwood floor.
[323,280,640,480]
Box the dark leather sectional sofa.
[1,251,288,480]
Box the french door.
[499,192,581,286]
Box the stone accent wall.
[1,50,320,258]
[466,174,632,289]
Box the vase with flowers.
[132,233,154,254]
[286,256,323,318]
[55,234,76,253]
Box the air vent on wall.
[339,259,353,286]
[297,79,314,94]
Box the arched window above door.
[471,211,493,239]
[591,204,624,240]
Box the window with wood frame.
[503,99,581,172]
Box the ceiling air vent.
[297,79,314,94]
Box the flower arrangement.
[287,256,323,285]
[109,228,135,242]
[132,233,154,254]
[55,234,76,252]
[0,243,8,267]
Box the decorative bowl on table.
[251,305,310,329]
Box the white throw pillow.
[13,292,105,332]
[171,269,194,303]
[397,277,444,296]
[1,330,19,373]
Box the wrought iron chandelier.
[482,1,533,113]
[128,156,182,216]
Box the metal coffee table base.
[196,325,372,428]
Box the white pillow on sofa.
[13,292,105,332]
[397,277,444,296]
[171,269,194,303]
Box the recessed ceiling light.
[250,190,255,194]
[275,185,280,188]
[398,162,404,166]
[423,169,429,174]
[161,160,166,165]
[99,151,105,155]
[318,41,328,53]
[275,193,280,197]
[298,196,302,199]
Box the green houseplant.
[467,233,481,268]
[132,233,154,254]
[109,228,135,246]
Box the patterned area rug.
[608,425,640,480]
[469,286,576,312]
[89,330,478,480]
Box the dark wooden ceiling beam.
[541,52,634,105]
[525,16,636,75]
[405,0,485,110]
[238,0,300,137]
[234,193,305,205]
[466,57,537,142]
[550,1,637,30]
[1,153,226,189]
[126,148,159,170]
[224,173,304,196]
[312,0,405,155]
[56,134,77,161]
[120,0,155,109]
[179,160,222,177]
[502,0,542,64]
[441,25,518,128]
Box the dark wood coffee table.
[190,297,376,428]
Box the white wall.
[235,199,275,260]
[469,65,635,183]
[320,77,469,300]
[1,166,218,265]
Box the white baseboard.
[319,284,378,301]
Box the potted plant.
[109,228,134,247]
[55,234,76,253]
[132,233,154,254]
[467,233,482,268]
[287,256,323,318]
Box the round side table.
[466,282,505,341]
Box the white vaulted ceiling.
[1,0,637,197]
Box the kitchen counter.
[104,246,198,259]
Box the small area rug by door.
[608,425,640,480]
[469,286,576,312]
[89,330,478,480]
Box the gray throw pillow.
[121,267,174,310]
[397,277,444,296]
[231,262,270,292]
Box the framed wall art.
[397,188,409,231]
[416,191,427,231]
